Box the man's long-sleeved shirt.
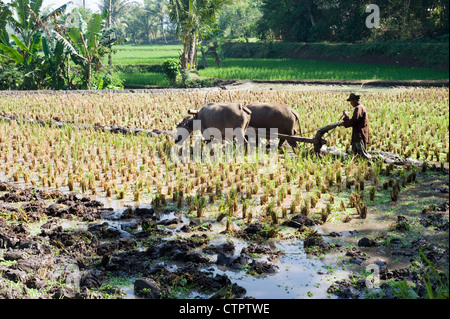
[343,103,370,144]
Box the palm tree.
[168,0,232,70]
[125,3,159,44]
[98,0,131,34]
[99,0,130,70]
[145,0,169,43]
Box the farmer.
[341,93,372,160]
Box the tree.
[0,0,72,89]
[6,0,71,48]
[98,0,131,36]
[55,13,125,89]
[217,0,262,41]
[42,35,71,89]
[256,0,326,42]
[0,1,11,46]
[99,0,131,70]
[124,2,160,44]
[146,0,169,43]
[168,0,232,70]
[256,0,449,43]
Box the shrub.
[162,59,181,86]
[0,63,24,90]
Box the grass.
[110,45,449,88]
[221,41,450,69]
[119,72,170,88]
[112,45,182,65]
[198,58,449,81]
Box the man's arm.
[342,107,362,128]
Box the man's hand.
[343,110,349,118]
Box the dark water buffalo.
[175,102,252,145]
[245,103,302,148]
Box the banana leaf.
[0,43,24,63]
[29,0,43,15]
[52,30,86,63]
[13,0,30,29]
[41,1,73,24]
[11,34,29,52]
[86,14,103,56]
[0,4,11,45]
[29,30,43,54]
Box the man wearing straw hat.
[341,93,371,159]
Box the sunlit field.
[1,88,448,201]
[112,45,449,88]
[1,86,448,299]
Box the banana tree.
[0,26,49,89]
[0,0,72,89]
[6,0,72,48]
[54,13,125,89]
[0,2,11,46]
[42,35,69,89]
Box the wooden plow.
[187,109,342,153]
[276,122,343,153]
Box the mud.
[0,164,449,299]
[0,183,290,299]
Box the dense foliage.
[256,0,449,42]
[0,0,124,90]
[122,0,449,44]
[1,0,449,89]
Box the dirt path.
[0,79,448,97]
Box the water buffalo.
[175,102,252,146]
[245,103,302,148]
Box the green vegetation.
[2,1,448,90]
[0,0,124,90]
[198,58,449,81]
[168,0,233,70]
[112,45,183,65]
[106,44,448,88]
[221,41,450,69]
[119,72,169,88]
[256,0,448,43]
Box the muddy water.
[212,238,348,299]
[91,204,352,299]
[2,170,448,299]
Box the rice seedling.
[0,86,447,238]
[320,208,329,224]
[337,198,346,211]
[198,58,449,82]
[301,199,310,216]
[310,195,319,209]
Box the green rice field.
[112,45,449,88]
[198,58,449,81]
